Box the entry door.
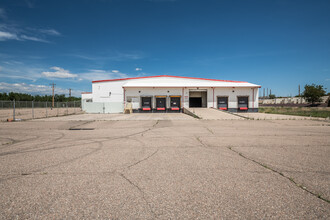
[141,97,152,110]
[156,98,166,110]
[217,97,228,110]
[170,97,180,110]
[238,97,248,110]
[189,97,202,107]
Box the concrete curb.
[211,107,250,120]
[183,108,201,119]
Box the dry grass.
[259,107,330,118]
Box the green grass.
[259,107,330,118]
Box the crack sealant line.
[195,136,211,149]
[0,121,159,183]
[227,146,330,204]
[119,173,157,218]
[127,148,159,169]
[205,127,214,135]
[69,120,94,130]
[0,141,103,183]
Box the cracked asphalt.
[0,114,329,219]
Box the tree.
[0,92,81,101]
[302,84,326,104]
[269,94,276,99]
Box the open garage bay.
[0,114,329,219]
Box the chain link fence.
[0,100,82,121]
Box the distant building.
[82,75,261,113]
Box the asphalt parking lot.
[0,113,329,219]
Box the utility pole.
[263,88,265,99]
[299,85,302,104]
[69,88,72,97]
[50,83,56,108]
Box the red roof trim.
[81,92,92,94]
[122,86,261,88]
[92,75,247,83]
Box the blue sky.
[0,0,329,97]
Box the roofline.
[81,92,92,94]
[122,86,261,88]
[92,75,248,83]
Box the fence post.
[67,102,68,115]
[74,101,76,113]
[13,99,15,121]
[46,101,48,118]
[57,102,59,116]
[32,101,34,119]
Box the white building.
[82,75,261,113]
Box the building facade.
[82,75,261,113]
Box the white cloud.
[2,60,24,65]
[0,82,83,96]
[69,51,145,61]
[20,34,50,43]
[0,31,51,43]
[0,82,80,95]
[135,68,142,71]
[0,31,18,41]
[42,67,78,79]
[79,69,128,81]
[0,28,53,43]
[112,70,119,73]
[0,11,60,43]
[0,64,42,81]
[39,28,61,36]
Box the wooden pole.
[50,83,56,108]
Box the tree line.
[0,92,81,102]
[265,84,328,104]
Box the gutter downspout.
[123,87,126,107]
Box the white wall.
[125,87,183,109]
[81,93,92,100]
[92,80,127,103]
[82,100,124,113]
[212,87,258,109]
[91,79,259,112]
[125,87,259,109]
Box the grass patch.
[259,107,330,118]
